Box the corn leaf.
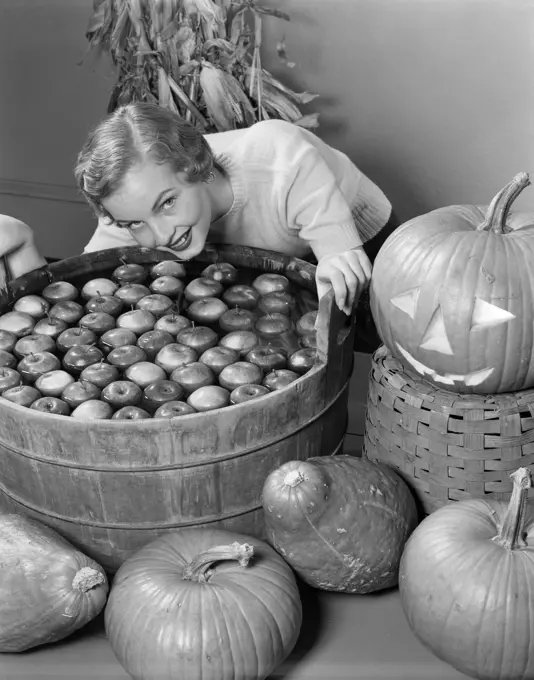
[199,63,237,130]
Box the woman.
[1,102,398,349]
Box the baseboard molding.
[0,177,85,205]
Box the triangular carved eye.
[419,306,453,355]
[471,297,515,330]
[391,288,420,319]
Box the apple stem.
[120,258,128,266]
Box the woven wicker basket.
[363,345,534,515]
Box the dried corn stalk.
[86,0,319,132]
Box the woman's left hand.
[316,247,372,315]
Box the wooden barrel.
[0,244,355,572]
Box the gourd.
[104,528,302,680]
[0,513,108,652]
[370,172,534,394]
[262,455,418,593]
[399,467,534,680]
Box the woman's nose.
[147,218,175,247]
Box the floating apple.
[107,345,147,370]
[153,400,196,418]
[101,380,143,408]
[170,362,215,395]
[187,297,228,325]
[0,330,17,353]
[30,396,70,416]
[176,326,218,355]
[85,294,124,317]
[222,285,260,311]
[136,294,174,319]
[296,310,318,336]
[245,345,288,372]
[34,369,75,397]
[41,281,78,304]
[63,344,104,376]
[150,260,186,279]
[255,313,292,338]
[141,380,185,414]
[112,405,152,420]
[99,328,137,354]
[263,368,300,391]
[70,399,114,420]
[230,384,270,405]
[0,367,22,393]
[258,291,296,316]
[80,361,120,389]
[154,313,191,336]
[56,327,97,354]
[0,311,35,337]
[154,343,197,373]
[198,346,239,376]
[114,283,151,306]
[136,329,174,361]
[61,380,102,409]
[116,309,156,336]
[33,315,69,340]
[124,361,167,389]
[13,295,50,319]
[288,348,317,375]
[14,333,56,359]
[78,312,116,336]
[201,262,238,285]
[149,276,184,298]
[252,273,290,296]
[219,330,259,357]
[184,277,224,302]
[112,261,147,285]
[299,333,317,349]
[187,385,230,412]
[49,301,85,325]
[0,350,16,369]
[218,361,263,391]
[219,307,257,333]
[1,384,41,407]
[81,278,118,300]
[18,351,61,383]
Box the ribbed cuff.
[351,174,392,243]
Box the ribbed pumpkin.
[399,467,534,680]
[370,172,534,394]
[0,513,108,652]
[262,455,418,593]
[104,528,302,680]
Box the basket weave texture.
[363,345,534,514]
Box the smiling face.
[101,159,213,260]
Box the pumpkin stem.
[284,469,305,488]
[72,566,106,592]
[182,542,254,583]
[492,467,532,550]
[477,172,531,234]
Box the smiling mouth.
[170,229,192,251]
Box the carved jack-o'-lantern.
[370,173,534,394]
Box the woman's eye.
[162,197,176,211]
[128,221,144,230]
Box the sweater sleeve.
[83,219,138,253]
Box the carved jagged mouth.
[395,343,494,387]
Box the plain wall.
[1,0,533,258]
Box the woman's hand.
[316,246,372,315]
[0,216,47,280]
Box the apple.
[81,278,119,300]
[245,345,288,372]
[124,361,167,389]
[299,333,317,349]
[63,344,105,376]
[219,307,257,333]
[263,368,300,391]
[154,343,197,373]
[49,300,85,325]
[136,329,174,361]
[141,380,185,413]
[258,291,296,316]
[1,384,41,407]
[187,385,230,412]
[99,327,137,354]
[112,261,147,285]
[218,361,263,391]
[33,316,68,339]
[187,297,228,325]
[201,262,238,285]
[0,330,17,353]
[154,313,191,336]
[13,295,50,319]
[230,384,270,405]
[176,326,218,355]
[255,313,292,338]
[14,333,56,359]
[170,362,215,395]
[80,361,120,389]
[222,285,260,311]
[219,330,259,357]
[0,311,35,337]
[107,345,147,370]
[153,400,196,418]
[0,350,16,369]
[30,396,71,416]
[184,277,224,302]
[114,283,151,306]
[61,380,102,409]
[56,327,97,354]
[149,276,184,298]
[34,370,75,397]
[0,367,22,393]
[136,293,174,319]
[252,273,290,296]
[112,405,152,420]
[70,399,114,420]
[101,380,143,408]
[85,294,124,317]
[198,346,239,376]
[296,310,318,336]
[18,351,61,383]
[288,348,317,375]
[79,312,116,336]
[116,309,156,336]
[41,281,78,304]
